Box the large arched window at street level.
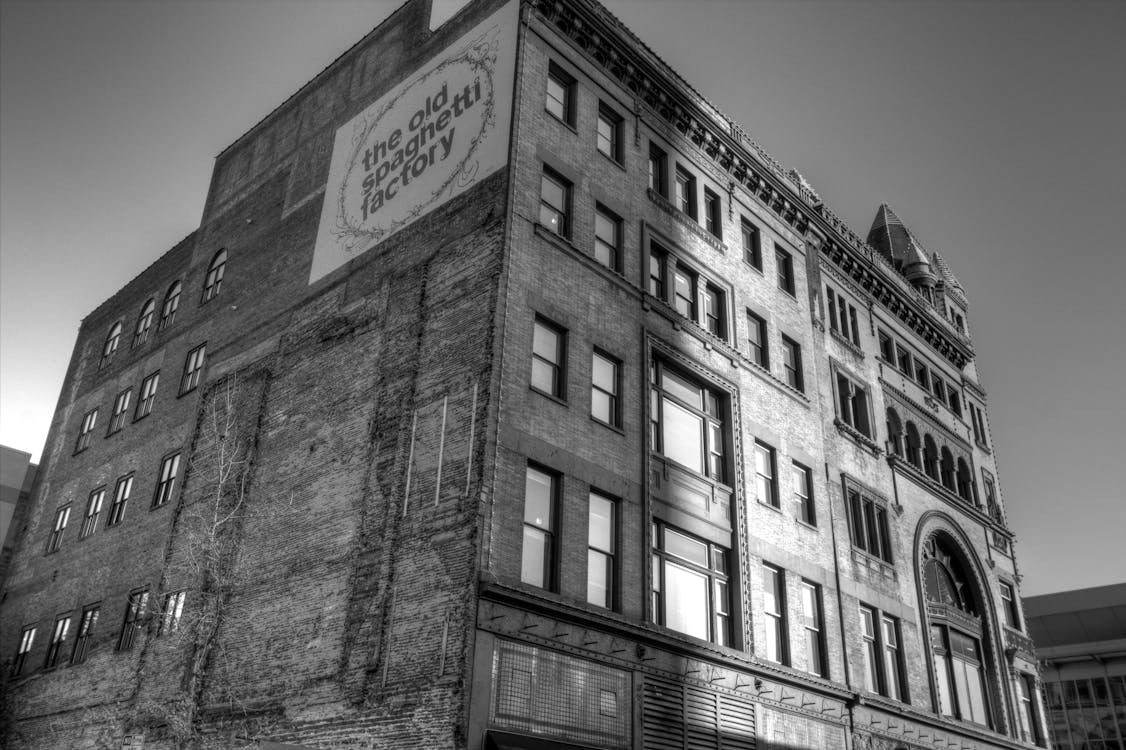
[922,533,997,728]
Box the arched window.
[201,249,227,303]
[886,408,904,458]
[100,322,122,368]
[159,280,181,331]
[133,299,155,348]
[905,422,921,468]
[923,435,939,480]
[940,447,956,491]
[922,535,994,728]
[956,459,975,504]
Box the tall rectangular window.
[44,615,71,669]
[776,247,795,294]
[158,591,186,636]
[703,187,721,237]
[827,286,861,345]
[860,606,880,693]
[648,244,667,299]
[545,63,574,124]
[648,142,668,197]
[703,283,726,339]
[847,488,893,563]
[587,492,616,609]
[746,311,768,368]
[1000,581,1021,631]
[673,263,697,320]
[675,166,696,218]
[970,403,989,447]
[180,344,206,394]
[915,360,931,390]
[46,505,70,553]
[135,371,159,419]
[1017,673,1041,745]
[878,330,894,362]
[792,461,815,525]
[107,474,133,527]
[539,168,571,238]
[591,351,620,427]
[762,564,787,664]
[861,606,904,699]
[76,408,98,452]
[881,614,904,700]
[12,626,36,677]
[836,372,872,437]
[755,441,778,507]
[593,205,620,271]
[800,581,826,677]
[531,317,566,398]
[521,465,557,590]
[596,103,622,163]
[108,388,132,435]
[80,488,105,538]
[71,605,99,665]
[652,523,730,646]
[650,361,727,482]
[117,589,149,651]
[741,218,762,269]
[152,453,181,508]
[896,343,913,375]
[781,336,804,392]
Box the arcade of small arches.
[885,406,976,506]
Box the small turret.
[867,204,938,298]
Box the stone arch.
[886,407,904,458]
[956,458,975,504]
[923,434,939,480]
[940,446,956,491]
[905,421,921,468]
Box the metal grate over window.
[642,676,756,750]
[491,639,630,748]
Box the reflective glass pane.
[532,323,559,362]
[521,526,549,587]
[663,561,709,640]
[524,468,554,530]
[530,359,556,394]
[664,528,708,567]
[587,549,611,607]
[662,400,704,473]
[588,494,614,552]
[592,390,612,423]
[661,369,701,409]
[592,353,615,391]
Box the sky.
[1,0,1123,597]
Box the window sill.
[829,329,865,357]
[544,109,577,134]
[598,150,627,172]
[834,418,881,455]
[131,413,150,425]
[796,518,819,532]
[850,548,897,579]
[646,188,727,255]
[743,260,764,275]
[590,415,625,436]
[757,500,782,514]
[529,386,568,407]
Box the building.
[1,446,38,586]
[0,0,1047,748]
[1025,585,1126,749]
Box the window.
[703,187,721,237]
[107,474,133,527]
[648,142,668,197]
[956,458,974,503]
[545,63,574,124]
[593,205,620,271]
[100,321,122,368]
[44,615,71,669]
[46,505,70,553]
[792,461,815,525]
[982,471,999,519]
[781,336,804,392]
[80,488,105,538]
[923,435,939,480]
[896,343,913,375]
[1000,582,1021,631]
[847,487,892,563]
[180,344,206,394]
[11,626,36,677]
[650,361,727,482]
[703,283,726,338]
[1017,673,1041,745]
[71,605,99,664]
[776,247,795,294]
[539,168,571,237]
[648,244,667,299]
[860,606,904,700]
[531,317,566,398]
[135,371,159,419]
[746,311,768,367]
[915,360,930,390]
[886,407,904,458]
[800,581,826,677]
[201,248,226,303]
[152,453,181,508]
[158,280,181,330]
[932,377,946,403]
[651,523,730,646]
[133,299,155,348]
[675,165,696,218]
[158,591,186,636]
[117,589,149,651]
[590,351,620,427]
[673,263,697,320]
[969,403,989,447]
[521,465,557,590]
[754,440,778,507]
[587,492,616,609]
[878,330,894,362]
[836,371,871,437]
[905,422,922,468]
[827,286,860,345]
[75,408,98,452]
[948,390,962,417]
[741,218,762,270]
[596,103,622,162]
[107,388,132,435]
[762,564,787,664]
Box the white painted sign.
[310,1,518,284]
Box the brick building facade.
[0,1,1046,748]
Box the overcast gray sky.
[2,0,1123,596]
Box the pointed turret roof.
[931,252,967,304]
[867,204,936,288]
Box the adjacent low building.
[0,1,1047,748]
